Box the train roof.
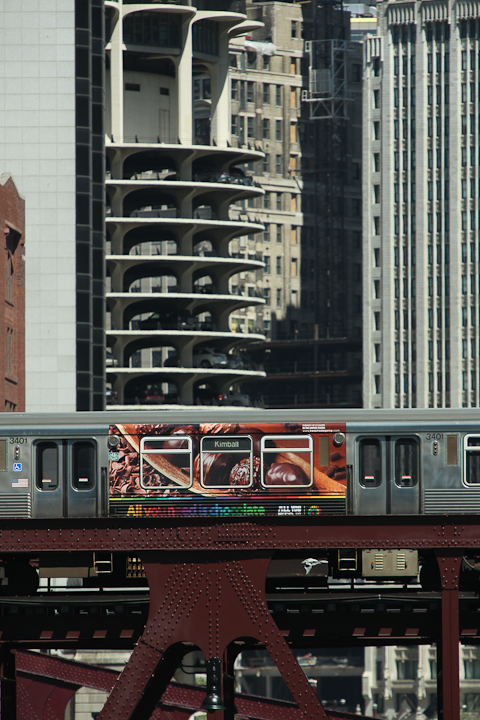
[2,408,480,433]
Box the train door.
[33,440,98,518]
[355,436,420,515]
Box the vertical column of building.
[75,0,106,411]
[385,19,417,409]
[414,12,428,409]
[177,14,193,146]
[453,16,480,408]
[448,13,463,407]
[363,37,384,408]
[419,19,452,409]
[108,3,123,144]
[211,26,230,149]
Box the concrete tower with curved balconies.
[105,0,266,406]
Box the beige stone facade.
[363,0,480,409]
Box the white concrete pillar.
[110,10,124,142]
[210,27,230,148]
[177,17,193,144]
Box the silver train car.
[1,408,480,592]
[0,408,479,520]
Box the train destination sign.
[202,437,251,452]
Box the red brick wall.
[0,175,25,412]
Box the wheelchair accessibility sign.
[13,463,22,472]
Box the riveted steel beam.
[10,651,380,720]
[98,555,328,720]
[0,516,480,554]
[436,552,463,720]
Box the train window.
[359,439,382,487]
[394,439,419,487]
[464,435,480,485]
[35,442,59,491]
[72,441,96,490]
[261,435,313,487]
[200,436,253,488]
[446,435,458,465]
[140,435,193,489]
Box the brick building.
[0,174,25,412]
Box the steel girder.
[0,515,479,553]
[9,650,375,720]
[0,517,476,720]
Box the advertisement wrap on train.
[5,409,480,523]
[107,421,348,518]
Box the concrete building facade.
[363,644,480,719]
[363,0,480,409]
[228,1,306,341]
[0,0,105,412]
[104,0,267,406]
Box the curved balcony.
[108,290,264,330]
[106,141,267,405]
[108,327,264,355]
[106,144,264,178]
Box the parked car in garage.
[137,311,197,331]
[130,169,177,181]
[124,382,165,405]
[228,353,245,370]
[217,391,253,406]
[163,349,229,369]
[228,167,255,186]
[106,383,117,404]
[193,348,229,368]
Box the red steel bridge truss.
[0,515,478,720]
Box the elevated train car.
[1,409,480,590]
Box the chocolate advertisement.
[108,422,347,518]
